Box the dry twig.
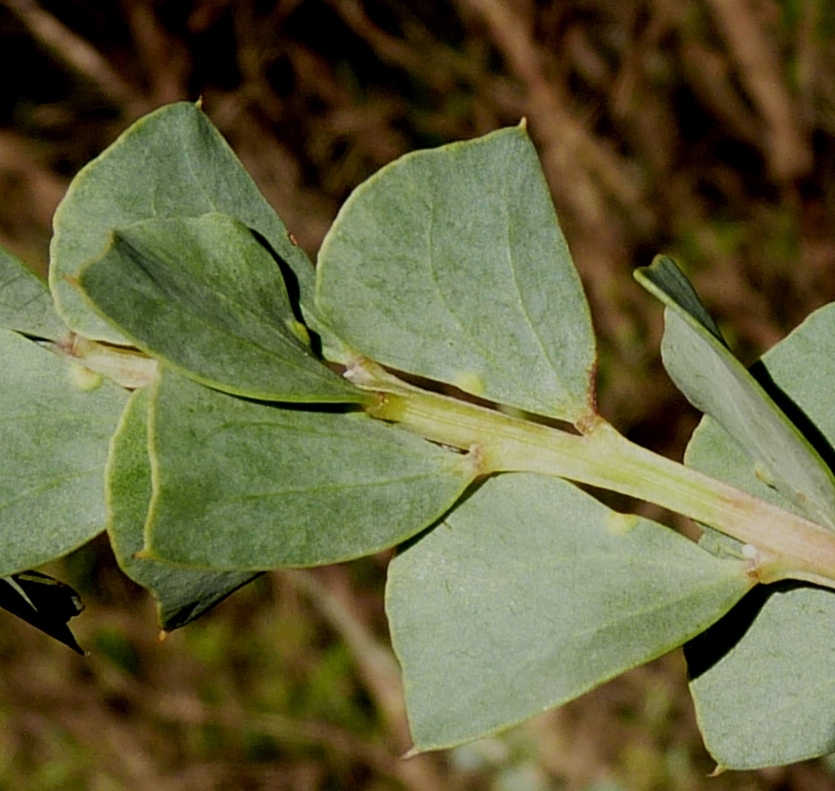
[704,0,812,181]
[2,0,150,116]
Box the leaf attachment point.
[635,255,835,531]
[143,369,476,570]
[79,213,362,403]
[685,299,835,769]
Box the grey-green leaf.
[316,126,596,422]
[635,255,835,530]
[50,102,319,345]
[686,584,835,770]
[79,213,362,403]
[684,300,835,769]
[145,368,475,569]
[0,328,127,575]
[106,387,257,631]
[386,473,751,753]
[0,244,67,340]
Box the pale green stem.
[52,334,159,389]
[345,359,835,591]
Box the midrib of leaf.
[208,470,463,500]
[427,572,746,717]
[106,249,319,377]
[183,146,217,210]
[426,203,494,363]
[501,175,564,382]
[0,465,101,510]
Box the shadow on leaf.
[750,360,835,478]
[684,581,806,679]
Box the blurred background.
[1,0,835,788]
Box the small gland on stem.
[742,544,763,582]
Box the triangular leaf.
[79,213,363,403]
[145,368,476,569]
[0,244,67,340]
[50,102,320,345]
[0,571,85,654]
[635,255,835,530]
[683,299,835,769]
[106,387,259,631]
[387,473,751,753]
[316,126,597,422]
[0,328,127,575]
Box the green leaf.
[0,570,85,654]
[79,213,362,403]
[50,102,319,345]
[635,255,835,530]
[316,126,597,422]
[0,328,127,575]
[144,368,476,569]
[686,584,835,770]
[106,387,258,631]
[0,244,67,340]
[386,473,751,753]
[0,570,84,656]
[684,300,835,769]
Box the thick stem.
[346,360,835,590]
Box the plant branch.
[347,359,835,590]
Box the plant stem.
[52,334,159,389]
[346,359,835,590]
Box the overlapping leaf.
[684,301,835,769]
[387,473,751,753]
[107,387,258,631]
[316,126,596,423]
[0,244,67,340]
[636,256,835,530]
[50,101,320,345]
[0,328,127,575]
[79,213,361,403]
[144,368,475,569]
